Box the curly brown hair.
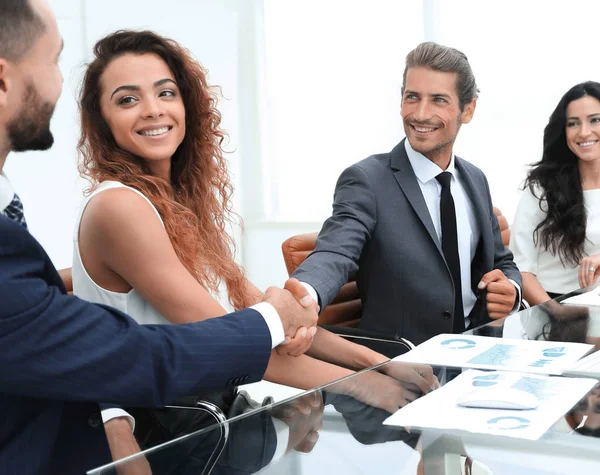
[78,30,250,311]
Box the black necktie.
[435,172,464,333]
[2,193,28,230]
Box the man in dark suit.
[0,1,318,473]
[293,42,522,347]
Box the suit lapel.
[390,140,444,257]
[455,157,493,265]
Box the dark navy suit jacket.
[0,215,272,474]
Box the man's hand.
[261,280,318,353]
[478,269,517,320]
[275,326,318,357]
[274,278,319,357]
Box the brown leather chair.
[281,206,511,330]
[58,268,73,294]
[493,207,511,248]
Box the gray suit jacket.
[293,139,521,345]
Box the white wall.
[5,0,86,269]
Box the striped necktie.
[2,193,28,230]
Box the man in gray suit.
[293,42,522,347]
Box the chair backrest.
[282,233,361,327]
[281,207,511,328]
[493,207,510,247]
[58,268,73,294]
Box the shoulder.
[82,187,162,239]
[341,153,391,182]
[0,217,51,290]
[0,216,40,256]
[455,156,485,178]
[517,184,547,212]
[356,153,391,173]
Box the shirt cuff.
[250,302,285,349]
[299,282,319,305]
[270,418,290,462]
[508,279,522,314]
[101,408,135,433]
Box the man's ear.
[0,59,11,108]
[460,99,476,124]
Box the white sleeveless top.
[72,181,170,325]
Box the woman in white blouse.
[511,81,600,305]
[74,30,436,416]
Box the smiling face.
[99,53,185,177]
[565,95,600,164]
[401,66,475,167]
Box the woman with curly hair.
[73,30,432,426]
[511,81,600,305]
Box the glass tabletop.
[467,286,600,351]
[89,293,600,475]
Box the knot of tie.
[436,171,452,189]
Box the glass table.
[89,291,600,474]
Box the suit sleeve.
[0,229,271,408]
[292,164,377,309]
[482,175,523,287]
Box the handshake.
[260,278,320,357]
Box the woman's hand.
[343,365,438,414]
[579,254,600,288]
[381,362,440,394]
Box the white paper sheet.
[560,287,600,306]
[383,370,598,440]
[393,334,593,375]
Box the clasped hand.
[260,278,319,357]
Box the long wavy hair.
[78,30,250,310]
[525,81,600,267]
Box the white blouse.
[72,181,171,325]
[510,185,600,294]
[73,181,236,323]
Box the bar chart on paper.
[393,334,593,375]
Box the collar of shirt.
[0,172,14,211]
[404,138,456,185]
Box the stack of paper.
[393,334,593,375]
[383,370,597,440]
[560,287,600,306]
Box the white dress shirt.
[404,140,481,325]
[302,140,520,326]
[0,172,15,211]
[511,185,600,294]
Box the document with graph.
[393,334,593,375]
[383,370,597,440]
